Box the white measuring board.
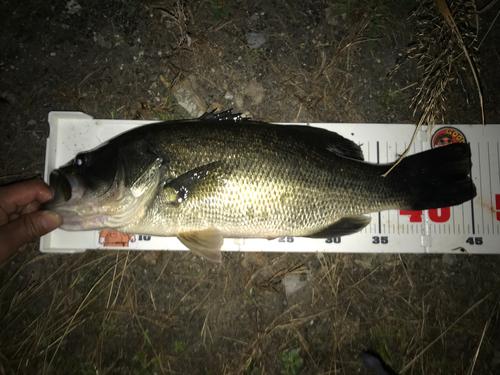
[40,112,500,255]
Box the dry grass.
[280,8,392,122]
[1,248,499,374]
[402,0,482,127]
[0,251,178,374]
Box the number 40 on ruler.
[401,194,500,223]
[400,208,450,223]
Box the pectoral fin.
[177,228,224,262]
[164,161,228,205]
[306,216,371,238]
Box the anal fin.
[306,216,371,238]
[178,228,224,262]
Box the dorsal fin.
[288,125,364,161]
[198,109,246,122]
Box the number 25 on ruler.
[400,208,450,223]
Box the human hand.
[0,179,62,268]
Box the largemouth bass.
[45,111,476,261]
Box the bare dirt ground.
[1,0,500,374]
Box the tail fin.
[389,143,476,210]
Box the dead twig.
[467,294,500,375]
[400,292,492,373]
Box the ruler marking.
[366,138,370,235]
[497,142,500,187]
[389,141,397,235]
[385,141,389,234]
[479,142,485,233]
[452,206,456,235]
[377,142,381,234]
[491,142,500,234]
[488,143,494,234]
[470,143,476,235]
[497,142,500,235]
[461,206,465,235]
[399,141,406,235]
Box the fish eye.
[76,154,88,166]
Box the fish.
[44,110,477,262]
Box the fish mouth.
[43,163,158,231]
[43,167,147,231]
[44,170,86,209]
[50,170,71,204]
[43,170,109,230]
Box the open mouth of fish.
[44,167,158,231]
[43,170,110,230]
[49,170,86,206]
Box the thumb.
[0,211,62,267]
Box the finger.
[0,179,52,215]
[7,201,44,222]
[0,211,62,267]
[18,200,45,216]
